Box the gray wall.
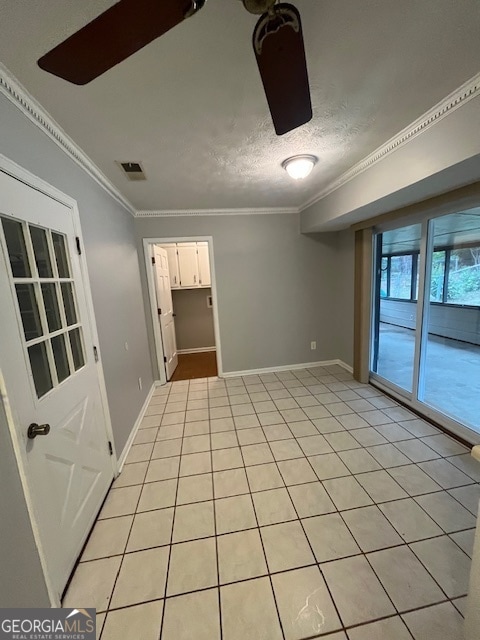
[0,93,153,455]
[0,394,50,607]
[334,230,355,367]
[172,288,215,351]
[135,214,343,376]
[381,298,480,345]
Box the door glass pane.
[430,251,446,302]
[52,232,70,278]
[447,248,480,305]
[15,283,43,340]
[69,328,85,370]
[51,334,70,383]
[380,257,388,297]
[413,258,420,300]
[30,226,53,277]
[61,282,77,325]
[28,341,53,397]
[371,223,422,392]
[421,210,480,431]
[1,218,31,277]
[390,255,413,299]
[41,283,62,332]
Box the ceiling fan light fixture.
[282,154,317,180]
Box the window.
[380,253,417,301]
[380,245,480,308]
[1,217,86,398]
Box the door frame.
[0,153,117,606]
[143,236,223,383]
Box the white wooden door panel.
[177,243,199,287]
[0,170,113,597]
[153,246,178,379]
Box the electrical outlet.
[138,377,142,390]
[311,341,317,350]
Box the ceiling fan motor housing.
[185,0,207,19]
[242,0,277,16]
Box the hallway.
[170,351,218,381]
[63,365,478,639]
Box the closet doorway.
[144,237,222,383]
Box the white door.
[0,171,114,598]
[197,242,211,286]
[153,246,178,379]
[177,243,199,287]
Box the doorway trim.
[0,152,117,606]
[143,236,223,383]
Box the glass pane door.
[370,207,480,439]
[419,210,480,432]
[371,222,422,393]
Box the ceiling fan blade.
[253,3,312,135]
[38,0,204,85]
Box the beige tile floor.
[63,364,478,640]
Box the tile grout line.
[269,403,471,628]
[78,367,475,638]
[254,405,349,636]
[245,370,473,632]
[98,383,174,636]
[236,411,288,640]
[80,523,474,571]
[98,568,459,623]
[208,409,224,640]
[268,376,456,637]
[156,379,187,640]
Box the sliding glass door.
[371,207,480,441]
[371,223,422,393]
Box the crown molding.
[135,207,299,217]
[0,63,136,217]
[300,70,480,212]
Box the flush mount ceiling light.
[282,154,317,180]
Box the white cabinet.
[163,244,180,288]
[177,243,199,287]
[197,242,211,286]
[159,242,212,289]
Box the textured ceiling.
[0,0,479,211]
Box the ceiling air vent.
[117,161,146,181]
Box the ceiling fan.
[37,0,312,136]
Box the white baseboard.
[177,347,216,354]
[116,382,156,473]
[339,360,354,374]
[221,359,353,378]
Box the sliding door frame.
[368,214,480,445]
